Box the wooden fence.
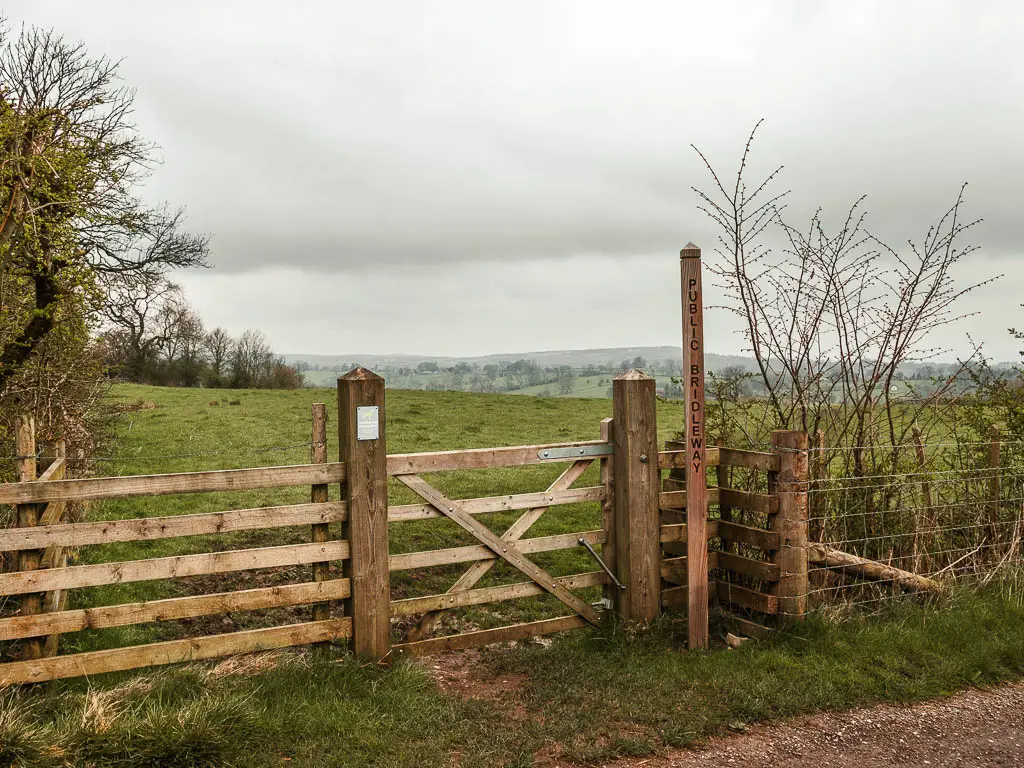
[0,369,812,685]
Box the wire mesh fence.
[800,437,1024,614]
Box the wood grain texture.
[396,474,601,625]
[14,416,42,660]
[0,579,351,640]
[716,447,780,472]
[391,571,604,617]
[0,541,350,596]
[714,579,779,614]
[0,502,348,552]
[0,619,352,685]
[611,371,661,622]
[338,368,390,662]
[386,440,608,475]
[389,529,605,571]
[405,459,594,641]
[392,615,587,658]
[310,403,331,625]
[681,243,709,650]
[770,430,810,620]
[388,486,604,523]
[0,462,347,505]
[658,447,720,469]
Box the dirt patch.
[421,650,530,718]
[605,680,1024,768]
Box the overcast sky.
[8,1,1024,359]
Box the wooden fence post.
[310,403,331,635]
[989,424,1001,548]
[770,430,809,622]
[338,368,390,662]
[14,416,43,660]
[611,370,661,623]
[680,242,709,650]
[599,417,616,612]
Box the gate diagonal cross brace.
[406,459,594,640]
[395,473,602,627]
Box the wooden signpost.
[680,243,709,650]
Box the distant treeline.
[102,283,301,389]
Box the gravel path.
[612,681,1024,768]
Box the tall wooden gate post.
[611,371,660,622]
[770,430,810,621]
[338,368,390,661]
[680,242,709,650]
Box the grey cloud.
[5,0,1022,357]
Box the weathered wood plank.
[714,579,778,614]
[717,551,780,582]
[0,463,347,505]
[392,571,604,617]
[388,486,604,523]
[659,487,720,510]
[392,615,587,658]
[659,520,720,544]
[0,541,350,596]
[717,447,780,472]
[718,488,778,514]
[717,520,780,551]
[339,368,390,662]
[658,447,720,469]
[396,475,601,625]
[660,552,719,584]
[0,502,349,552]
[0,579,351,640]
[14,415,43,660]
[386,440,609,475]
[770,431,809,620]
[310,403,331,627]
[0,619,352,685]
[612,371,661,623]
[36,457,66,484]
[405,460,595,641]
[808,545,943,593]
[389,530,605,572]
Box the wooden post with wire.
[14,416,43,660]
[310,403,331,637]
[338,368,390,662]
[770,430,809,622]
[680,242,709,650]
[988,424,1001,549]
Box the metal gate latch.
[578,537,625,590]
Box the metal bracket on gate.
[578,537,625,590]
[538,445,613,460]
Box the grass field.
[3,384,1024,767]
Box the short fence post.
[338,368,390,662]
[611,370,661,623]
[770,430,809,622]
[988,424,1001,548]
[14,415,43,660]
[310,403,331,635]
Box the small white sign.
[356,406,379,441]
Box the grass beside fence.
[3,572,1024,767]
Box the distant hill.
[282,346,758,373]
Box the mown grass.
[3,384,1024,766]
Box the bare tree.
[693,121,994,473]
[0,25,208,394]
[231,329,275,388]
[204,327,233,385]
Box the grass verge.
[2,573,1023,767]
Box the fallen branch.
[808,544,944,594]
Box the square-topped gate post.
[338,367,390,662]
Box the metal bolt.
[639,454,648,463]
[448,507,454,512]
[579,448,585,455]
